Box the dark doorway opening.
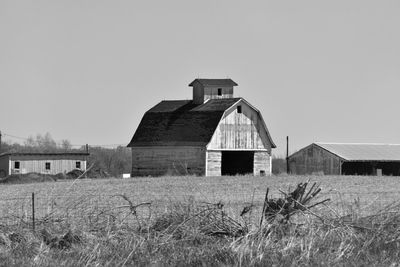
[342,161,400,176]
[221,151,254,175]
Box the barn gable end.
[288,143,341,175]
[205,99,274,176]
[207,99,273,151]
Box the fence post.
[32,192,35,231]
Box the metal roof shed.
[288,143,400,176]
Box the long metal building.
[127,78,276,177]
[0,152,89,178]
[289,143,400,176]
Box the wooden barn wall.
[206,151,221,176]
[289,145,341,175]
[192,83,234,104]
[203,86,233,100]
[131,146,206,176]
[207,101,271,151]
[192,83,204,104]
[9,155,87,175]
[254,151,271,176]
[0,157,9,177]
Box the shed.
[0,152,89,178]
[127,78,276,176]
[289,143,400,176]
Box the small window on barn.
[237,105,242,113]
[76,161,81,169]
[45,162,51,170]
[14,161,20,169]
[217,88,222,96]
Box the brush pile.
[150,201,247,238]
[261,181,330,224]
[147,182,330,239]
[66,168,109,179]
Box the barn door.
[221,151,254,175]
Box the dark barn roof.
[188,79,238,87]
[128,98,241,147]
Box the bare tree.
[60,139,72,151]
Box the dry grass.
[0,175,400,266]
[1,174,400,211]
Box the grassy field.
[0,175,400,266]
[1,174,399,216]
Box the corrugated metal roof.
[188,79,238,87]
[315,143,400,161]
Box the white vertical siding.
[8,155,88,175]
[10,159,86,175]
[207,101,271,151]
[203,86,234,101]
[206,151,221,176]
[253,151,271,176]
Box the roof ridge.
[316,142,400,146]
[188,78,238,87]
[159,99,192,102]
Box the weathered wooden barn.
[289,143,400,176]
[0,152,89,178]
[128,78,276,176]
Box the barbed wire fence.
[0,190,399,230]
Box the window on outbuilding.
[237,105,242,113]
[14,161,20,169]
[45,162,51,170]
[217,88,222,96]
[76,161,81,169]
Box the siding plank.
[131,146,206,176]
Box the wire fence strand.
[0,190,399,229]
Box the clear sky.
[1,0,400,156]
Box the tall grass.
[0,190,400,266]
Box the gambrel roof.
[128,98,276,147]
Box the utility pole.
[286,136,290,174]
[0,130,2,153]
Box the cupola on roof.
[189,78,238,104]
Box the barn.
[127,78,276,176]
[289,143,400,176]
[0,152,89,178]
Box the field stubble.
[0,175,399,266]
